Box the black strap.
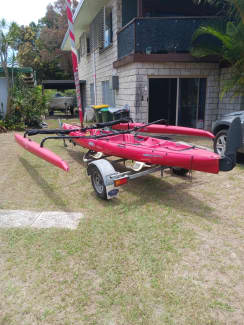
[25,128,80,137]
[96,118,133,129]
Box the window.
[87,36,91,55]
[78,36,82,62]
[122,0,137,26]
[102,81,115,107]
[78,33,88,60]
[90,9,104,51]
[149,77,206,128]
[104,7,113,48]
[90,83,95,105]
[89,6,113,52]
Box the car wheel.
[214,129,228,157]
[90,166,107,200]
[172,168,189,176]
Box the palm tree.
[192,0,244,96]
[194,0,244,22]
[8,50,18,88]
[0,19,20,113]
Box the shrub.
[11,83,48,128]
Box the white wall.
[0,78,8,118]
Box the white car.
[48,93,75,116]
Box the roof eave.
[61,0,110,51]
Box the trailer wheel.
[172,167,189,176]
[90,166,107,199]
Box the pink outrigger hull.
[112,123,215,139]
[15,134,69,172]
[62,123,220,174]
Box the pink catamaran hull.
[15,133,69,172]
[15,122,219,174]
[62,123,220,174]
[112,123,215,139]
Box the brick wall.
[217,67,243,118]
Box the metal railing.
[117,16,224,59]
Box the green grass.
[0,118,244,324]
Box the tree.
[16,23,43,76]
[194,0,244,22]
[38,0,78,81]
[15,0,78,83]
[192,0,244,96]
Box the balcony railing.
[117,17,224,60]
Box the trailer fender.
[87,159,119,199]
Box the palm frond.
[193,26,232,48]
[191,47,222,58]
[193,0,244,23]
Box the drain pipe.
[217,64,222,119]
[93,51,97,105]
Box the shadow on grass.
[19,157,72,212]
[119,174,218,221]
[84,160,218,221]
[64,151,218,220]
[66,147,85,165]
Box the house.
[0,67,35,118]
[61,0,243,130]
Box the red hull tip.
[15,134,69,172]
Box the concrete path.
[0,210,84,230]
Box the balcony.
[117,17,224,63]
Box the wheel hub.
[216,135,227,157]
[93,171,104,194]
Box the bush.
[11,83,48,128]
[1,83,48,131]
[0,120,7,133]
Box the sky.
[0,0,56,26]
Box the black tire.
[214,129,228,157]
[90,166,107,200]
[237,152,244,163]
[172,168,189,176]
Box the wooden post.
[137,0,142,17]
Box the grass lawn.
[0,118,244,324]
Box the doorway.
[149,78,177,124]
[149,77,207,128]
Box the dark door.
[149,78,177,123]
[80,84,86,113]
